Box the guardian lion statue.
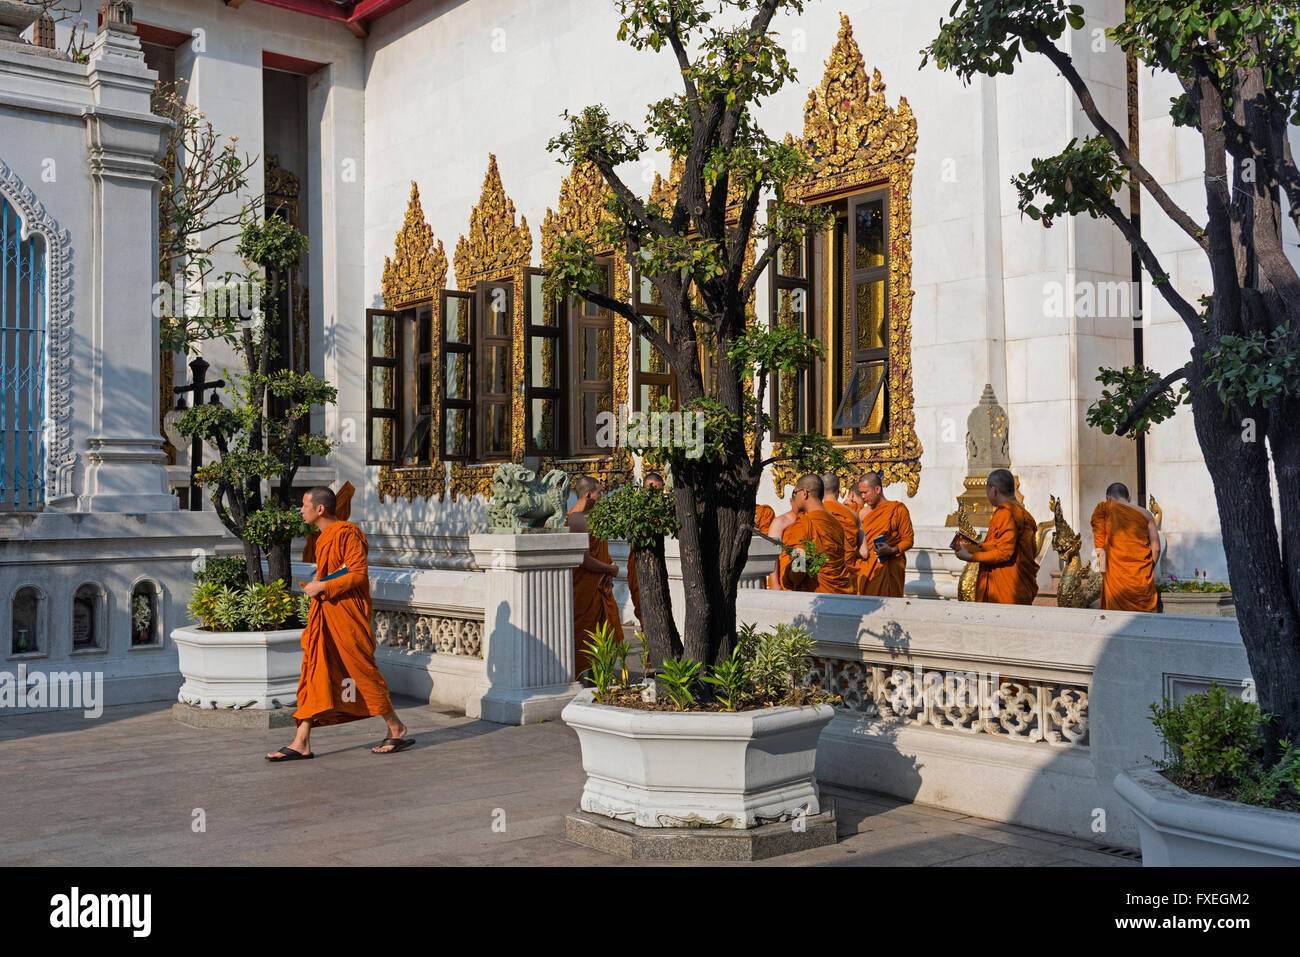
[485,464,571,533]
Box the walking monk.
[822,474,864,589]
[568,476,621,679]
[625,472,664,627]
[778,474,851,593]
[1090,482,1160,612]
[954,468,1039,604]
[267,487,412,761]
[855,471,914,597]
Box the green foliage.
[737,622,814,702]
[295,590,313,627]
[701,645,751,710]
[656,656,701,711]
[728,322,824,381]
[237,215,310,273]
[793,537,828,576]
[1203,323,1300,411]
[1157,572,1232,594]
[581,621,626,701]
[775,431,847,475]
[1149,683,1300,809]
[190,580,301,632]
[1012,136,1128,225]
[1086,365,1190,437]
[195,555,248,590]
[588,482,680,550]
[921,0,1085,81]
[244,501,311,551]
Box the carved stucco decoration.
[448,155,533,502]
[540,161,633,490]
[377,182,449,503]
[770,13,922,499]
[0,159,75,507]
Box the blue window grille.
[0,194,46,511]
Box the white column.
[81,6,175,512]
[468,532,592,725]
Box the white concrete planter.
[172,625,302,711]
[562,687,835,828]
[1115,767,1300,866]
[1159,591,1236,617]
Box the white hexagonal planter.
[172,625,302,712]
[1115,767,1300,866]
[562,687,835,828]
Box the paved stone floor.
[0,697,1136,867]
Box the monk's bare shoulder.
[1135,505,1158,526]
[567,511,589,533]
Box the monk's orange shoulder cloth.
[294,521,394,727]
[858,500,914,597]
[779,510,851,593]
[823,500,861,574]
[570,507,622,677]
[1091,501,1157,612]
[755,504,776,536]
[972,502,1040,605]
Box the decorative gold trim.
[377,182,449,504]
[448,156,534,501]
[539,161,633,490]
[770,14,922,498]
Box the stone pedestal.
[946,384,1011,529]
[468,532,591,725]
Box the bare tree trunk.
[631,540,681,667]
[1193,375,1300,749]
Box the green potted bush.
[1156,572,1235,618]
[1114,684,1300,865]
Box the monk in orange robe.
[755,503,776,536]
[267,487,411,761]
[778,474,852,593]
[302,480,353,563]
[855,471,914,597]
[568,475,621,679]
[1091,482,1160,612]
[821,474,863,588]
[625,472,665,626]
[954,469,1039,604]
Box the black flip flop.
[373,737,415,754]
[266,746,313,762]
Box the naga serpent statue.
[1047,494,1102,608]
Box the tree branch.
[1023,25,1208,252]
[1116,365,1190,436]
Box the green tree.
[178,216,336,589]
[924,0,1300,746]
[547,0,841,667]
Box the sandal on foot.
[372,737,415,754]
[266,746,313,762]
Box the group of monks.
[269,469,1162,760]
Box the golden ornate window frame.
[539,161,634,490]
[375,181,448,503]
[769,14,922,498]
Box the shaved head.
[821,474,841,497]
[988,468,1015,497]
[795,474,824,499]
[858,472,882,490]
[644,471,665,488]
[305,486,336,515]
[1106,482,1130,500]
[574,475,600,499]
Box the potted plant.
[171,214,337,717]
[1115,683,1300,865]
[1156,571,1235,618]
[562,621,839,831]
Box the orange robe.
[858,500,915,597]
[755,504,776,536]
[570,509,622,678]
[778,509,851,593]
[1091,501,1157,612]
[972,502,1040,604]
[294,521,394,727]
[823,500,862,588]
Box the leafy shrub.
[581,620,624,701]
[741,623,814,701]
[657,656,700,711]
[188,580,303,632]
[188,582,224,630]
[1149,683,1300,809]
[195,555,248,590]
[701,646,750,711]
